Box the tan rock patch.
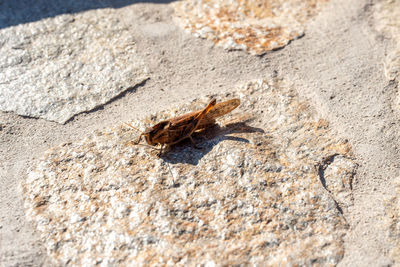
[172,0,330,55]
[23,78,355,265]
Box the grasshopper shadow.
[160,122,264,165]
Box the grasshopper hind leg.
[189,136,202,149]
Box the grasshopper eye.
[145,134,153,145]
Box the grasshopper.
[125,98,240,154]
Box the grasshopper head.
[143,127,156,146]
[143,120,170,146]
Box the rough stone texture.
[373,2,400,263]
[373,0,400,108]
[22,78,356,265]
[172,0,329,55]
[0,8,148,124]
[386,182,400,264]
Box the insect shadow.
[160,121,264,165]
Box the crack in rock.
[318,153,357,214]
[0,9,148,123]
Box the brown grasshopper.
[125,98,240,154]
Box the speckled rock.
[0,9,148,124]
[386,182,400,264]
[23,78,356,265]
[373,0,400,108]
[172,0,330,55]
[374,3,400,259]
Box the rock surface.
[372,0,400,109]
[172,0,330,55]
[23,79,356,265]
[372,2,400,263]
[373,0,400,82]
[386,183,400,264]
[1,0,399,265]
[0,8,148,123]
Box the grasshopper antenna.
[123,122,144,144]
[123,122,142,132]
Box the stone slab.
[172,0,330,55]
[0,8,148,124]
[22,78,356,265]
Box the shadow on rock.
[1,0,175,29]
[160,122,264,165]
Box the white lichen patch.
[23,79,356,265]
[172,0,330,55]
